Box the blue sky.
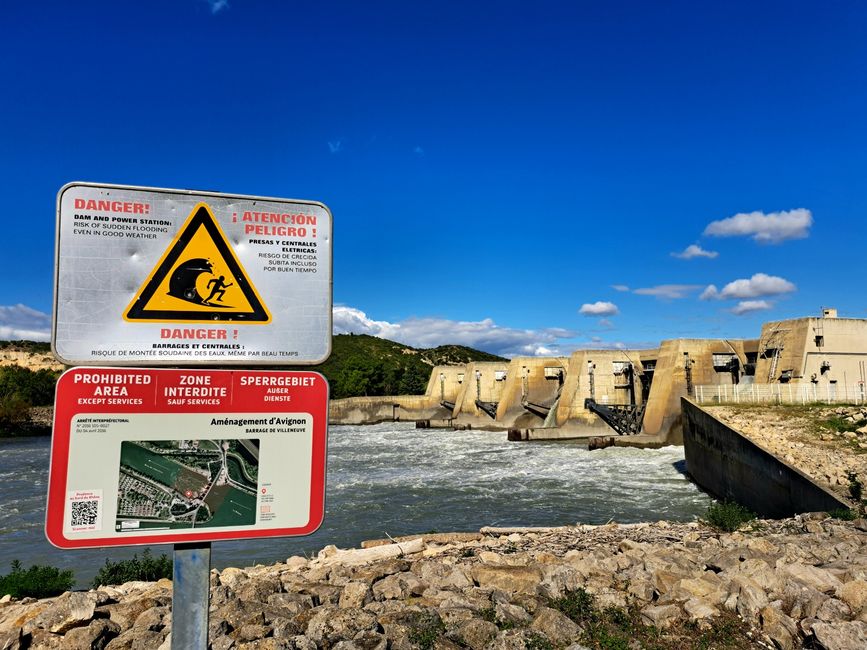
[1,1,866,356]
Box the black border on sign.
[125,206,270,322]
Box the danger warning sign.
[54,183,332,366]
[124,203,270,323]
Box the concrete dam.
[329,309,867,446]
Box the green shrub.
[549,587,595,624]
[847,471,863,502]
[0,366,59,406]
[408,611,445,650]
[525,632,554,650]
[91,549,172,588]
[0,560,74,599]
[829,508,858,520]
[703,500,756,532]
[0,394,31,427]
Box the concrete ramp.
[642,339,755,444]
[495,357,568,428]
[451,362,510,424]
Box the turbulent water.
[0,422,711,587]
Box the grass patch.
[408,611,445,650]
[91,549,172,588]
[548,588,753,650]
[0,560,74,599]
[703,500,756,532]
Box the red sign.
[46,368,328,549]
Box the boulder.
[28,592,98,635]
[810,620,867,650]
[530,607,581,646]
[470,565,542,595]
[640,604,681,629]
[454,618,498,649]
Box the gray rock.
[267,593,315,617]
[784,563,844,594]
[306,607,378,646]
[471,565,542,595]
[235,623,272,642]
[103,627,165,649]
[530,606,581,646]
[339,582,373,609]
[29,592,98,635]
[494,602,532,626]
[838,580,867,613]
[816,598,852,622]
[640,604,681,629]
[352,630,388,650]
[810,620,867,650]
[454,618,498,649]
[760,605,798,650]
[60,619,121,650]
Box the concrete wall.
[451,361,511,421]
[495,356,568,428]
[329,395,451,425]
[755,316,867,385]
[682,398,849,517]
[554,349,656,430]
[423,365,468,404]
[642,339,754,444]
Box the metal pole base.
[172,542,211,650]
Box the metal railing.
[694,383,867,405]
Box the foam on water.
[0,422,711,587]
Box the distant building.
[754,309,867,389]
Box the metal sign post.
[51,184,333,646]
[172,543,211,649]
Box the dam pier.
[330,308,867,447]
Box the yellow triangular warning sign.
[124,203,271,324]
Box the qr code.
[71,500,99,527]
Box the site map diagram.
[116,439,259,531]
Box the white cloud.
[206,0,229,14]
[0,304,51,341]
[611,285,630,292]
[332,306,575,357]
[597,318,615,330]
[671,244,719,260]
[699,285,719,300]
[579,301,619,317]
[700,273,796,300]
[633,284,702,300]
[730,300,773,315]
[703,208,812,244]
[328,140,342,154]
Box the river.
[0,422,712,587]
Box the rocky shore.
[2,514,867,649]
[707,405,867,499]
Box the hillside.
[291,334,506,399]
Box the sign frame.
[52,182,333,367]
[45,367,329,549]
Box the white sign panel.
[54,183,332,365]
[46,368,328,548]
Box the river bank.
[2,513,866,649]
[706,405,867,500]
